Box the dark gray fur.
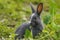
[15,3,43,40]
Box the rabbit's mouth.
[31,23,35,25]
[30,22,37,26]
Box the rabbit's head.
[30,3,43,26]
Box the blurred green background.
[0,0,60,40]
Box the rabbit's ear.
[37,3,43,15]
[30,3,35,13]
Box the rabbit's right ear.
[30,3,35,13]
[36,3,43,15]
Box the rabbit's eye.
[35,17,36,19]
[33,17,36,19]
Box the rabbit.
[15,22,31,40]
[15,3,43,40]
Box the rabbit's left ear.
[30,2,35,13]
[37,3,43,15]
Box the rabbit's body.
[15,3,43,40]
[15,22,31,40]
[15,22,31,34]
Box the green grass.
[0,0,60,40]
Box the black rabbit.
[15,3,43,40]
